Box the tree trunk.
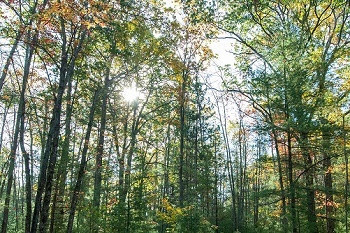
[287,131,297,233]
[214,136,219,233]
[179,74,186,207]
[215,96,237,231]
[322,131,335,233]
[300,132,318,233]
[344,114,349,233]
[50,73,74,233]
[0,30,22,92]
[93,63,111,232]
[125,103,138,233]
[1,29,35,233]
[31,29,86,233]
[253,138,261,227]
[19,97,32,233]
[0,101,11,155]
[271,129,289,231]
[67,89,99,233]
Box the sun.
[121,83,141,103]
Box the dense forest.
[0,0,349,232]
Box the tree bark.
[179,70,187,207]
[344,114,349,233]
[0,30,22,92]
[300,132,318,233]
[124,103,138,232]
[1,29,35,233]
[19,97,32,233]
[322,130,335,233]
[271,129,289,230]
[31,28,86,233]
[50,73,74,233]
[286,131,298,233]
[67,89,99,233]
[93,62,111,232]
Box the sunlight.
[121,83,141,103]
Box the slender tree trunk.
[125,104,138,233]
[254,138,261,227]
[282,58,297,233]
[0,30,22,92]
[37,65,69,233]
[50,73,74,233]
[215,96,237,231]
[19,98,32,233]
[322,131,335,233]
[114,107,129,206]
[93,63,111,232]
[13,171,18,231]
[0,161,9,199]
[0,101,11,155]
[32,29,86,233]
[214,136,219,233]
[67,90,98,233]
[0,103,10,201]
[179,73,186,207]
[112,123,125,206]
[344,114,348,233]
[300,132,318,233]
[1,29,35,233]
[238,119,243,231]
[271,129,289,231]
[287,131,297,233]
[160,122,171,233]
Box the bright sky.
[210,37,236,67]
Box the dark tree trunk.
[1,29,35,233]
[19,98,32,233]
[93,64,111,232]
[31,29,86,233]
[287,131,297,233]
[271,129,288,231]
[50,73,74,233]
[178,70,188,207]
[322,131,335,233]
[344,114,349,233]
[214,136,219,233]
[300,132,318,233]
[67,89,99,233]
[0,30,22,92]
[0,100,11,155]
